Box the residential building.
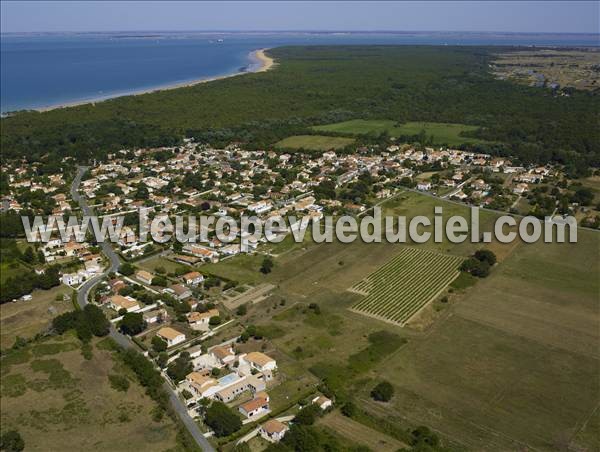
[186,372,219,398]
[238,394,270,419]
[210,345,236,367]
[241,352,277,373]
[182,271,204,286]
[312,395,333,410]
[108,295,141,313]
[260,419,288,443]
[157,327,186,347]
[186,309,219,331]
[62,272,82,286]
[135,270,154,285]
[171,284,192,300]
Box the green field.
[0,260,29,284]
[313,119,485,145]
[275,135,355,151]
[350,247,463,325]
[0,285,72,350]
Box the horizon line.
[2,29,599,36]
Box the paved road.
[71,167,216,452]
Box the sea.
[1,31,598,113]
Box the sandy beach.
[34,48,276,113]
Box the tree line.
[1,46,598,175]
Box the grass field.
[357,229,599,451]
[349,247,463,325]
[228,190,599,450]
[275,135,355,151]
[201,253,267,285]
[312,119,485,145]
[0,285,72,350]
[0,260,29,284]
[318,411,406,451]
[0,335,178,450]
[136,254,187,275]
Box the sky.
[1,1,598,34]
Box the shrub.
[152,336,168,353]
[167,352,192,382]
[371,381,394,402]
[474,249,497,266]
[341,401,357,417]
[294,403,322,425]
[109,374,130,392]
[119,263,135,276]
[260,257,274,274]
[0,430,24,451]
[151,276,168,287]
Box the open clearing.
[169,190,597,450]
[318,411,406,451]
[275,135,355,151]
[232,191,599,450]
[0,335,178,451]
[359,229,599,451]
[0,285,72,350]
[312,120,485,145]
[220,283,275,310]
[349,247,463,325]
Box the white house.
[108,295,141,313]
[240,352,277,373]
[143,308,168,325]
[312,395,333,410]
[182,271,204,286]
[186,309,219,331]
[135,270,154,285]
[157,327,186,347]
[417,181,432,191]
[210,345,236,367]
[62,272,83,286]
[260,419,288,443]
[239,393,269,419]
[185,372,219,398]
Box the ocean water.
[1,31,598,113]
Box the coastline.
[29,48,275,114]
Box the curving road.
[71,167,215,452]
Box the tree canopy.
[2,46,598,174]
[204,401,242,437]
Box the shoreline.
[12,48,275,114]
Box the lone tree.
[260,257,274,274]
[151,335,168,353]
[204,401,242,437]
[460,249,496,279]
[120,312,146,335]
[474,249,497,266]
[294,403,322,425]
[371,381,394,402]
[410,426,440,448]
[151,276,168,287]
[0,430,24,451]
[83,304,111,337]
[167,351,192,382]
[119,262,135,276]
